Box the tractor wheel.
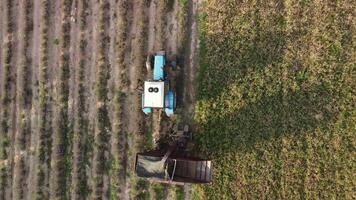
[174,92,177,109]
[146,55,152,71]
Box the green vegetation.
[194,0,355,199]
[152,183,165,199]
[174,185,184,200]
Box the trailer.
[135,125,212,184]
[135,150,212,184]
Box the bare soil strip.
[27,0,41,198]
[86,0,97,197]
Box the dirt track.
[0,0,200,199]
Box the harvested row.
[128,1,147,199]
[71,0,90,199]
[0,0,15,198]
[35,0,52,199]
[154,0,166,50]
[91,0,111,199]
[11,0,34,199]
[49,0,73,198]
[151,0,166,149]
[108,0,129,199]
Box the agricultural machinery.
[135,124,212,184]
[137,51,212,184]
[141,51,176,116]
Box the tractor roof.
[153,55,165,81]
[143,81,165,108]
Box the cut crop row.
[91,0,111,199]
[129,1,147,199]
[49,0,73,199]
[0,0,15,198]
[108,0,129,199]
[71,0,90,199]
[12,0,34,199]
[35,0,52,199]
[154,0,167,50]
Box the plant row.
[155,0,167,50]
[108,0,129,199]
[92,0,112,199]
[35,0,53,199]
[12,0,34,199]
[0,0,15,198]
[71,0,90,199]
[49,0,73,199]
[129,1,147,199]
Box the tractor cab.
[142,51,176,116]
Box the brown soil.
[0,0,201,199]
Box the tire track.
[86,0,97,196]
[27,0,41,198]
[154,0,166,50]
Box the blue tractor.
[142,51,176,116]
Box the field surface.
[193,0,355,199]
[0,0,198,199]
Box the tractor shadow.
[194,86,338,156]
[191,1,339,156]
